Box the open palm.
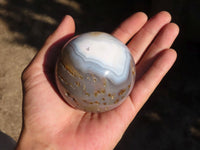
[17,11,179,150]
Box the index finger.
[112,12,148,43]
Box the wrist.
[16,128,55,150]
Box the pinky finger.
[131,49,177,111]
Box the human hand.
[16,11,179,150]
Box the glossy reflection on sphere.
[55,32,136,112]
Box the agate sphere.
[55,32,136,112]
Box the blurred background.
[0,0,199,149]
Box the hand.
[16,11,179,150]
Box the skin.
[16,11,179,150]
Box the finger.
[136,23,179,78]
[128,11,172,63]
[100,49,177,143]
[131,49,177,111]
[112,12,148,43]
[33,15,75,68]
[44,15,75,48]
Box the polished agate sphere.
[55,32,136,112]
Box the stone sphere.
[55,32,136,112]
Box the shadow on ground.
[0,0,154,49]
[0,131,16,150]
[0,0,200,149]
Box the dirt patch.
[0,18,36,140]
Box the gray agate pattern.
[55,32,136,112]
